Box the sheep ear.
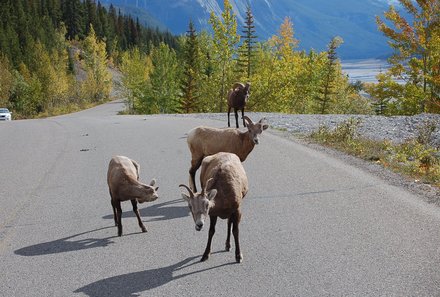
[149,179,156,187]
[155,187,159,191]
[207,189,217,201]
[258,118,269,130]
[181,193,191,202]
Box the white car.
[0,108,12,121]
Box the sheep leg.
[227,106,232,127]
[115,201,123,237]
[225,217,232,251]
[234,109,239,128]
[131,199,147,232]
[110,192,118,226]
[242,108,246,127]
[189,158,203,192]
[201,215,218,262]
[232,211,243,263]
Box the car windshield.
[0,108,9,113]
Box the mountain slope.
[101,0,399,59]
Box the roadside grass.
[35,102,96,118]
[308,118,440,187]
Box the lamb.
[179,152,248,263]
[107,155,159,236]
[227,82,251,128]
[186,115,268,191]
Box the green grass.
[309,118,440,187]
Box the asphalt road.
[1,101,440,297]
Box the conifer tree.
[62,0,83,40]
[179,20,200,113]
[314,36,343,114]
[237,3,257,79]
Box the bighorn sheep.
[107,156,159,236]
[227,82,251,128]
[179,152,248,263]
[186,115,268,191]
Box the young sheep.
[186,115,268,191]
[227,82,251,128]
[107,155,159,236]
[179,152,248,263]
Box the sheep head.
[179,179,217,231]
[244,82,251,102]
[243,116,269,145]
[137,179,159,203]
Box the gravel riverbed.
[173,112,440,145]
[169,111,440,204]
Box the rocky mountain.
[100,0,402,59]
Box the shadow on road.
[14,226,115,256]
[74,255,236,297]
[102,198,189,222]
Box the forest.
[0,0,439,119]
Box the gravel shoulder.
[170,111,440,206]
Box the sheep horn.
[232,82,245,90]
[243,115,253,126]
[179,184,194,198]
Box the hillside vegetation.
[0,0,176,118]
[0,0,439,118]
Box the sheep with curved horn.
[186,115,268,191]
[227,82,251,128]
[180,152,248,263]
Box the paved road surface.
[1,101,440,296]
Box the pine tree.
[314,36,343,114]
[62,0,83,40]
[179,20,200,113]
[85,0,98,35]
[237,3,257,79]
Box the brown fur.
[186,116,268,191]
[227,82,250,128]
[107,156,158,236]
[180,152,248,263]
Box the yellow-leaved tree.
[82,25,112,103]
[209,0,240,112]
[120,47,151,113]
[376,0,440,113]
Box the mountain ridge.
[100,0,399,59]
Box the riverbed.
[341,59,390,83]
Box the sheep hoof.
[235,253,243,263]
[200,254,209,262]
[225,243,231,251]
[141,227,147,232]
